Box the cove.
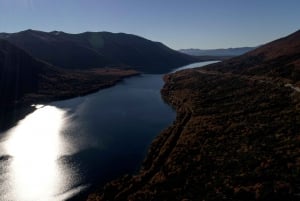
[0,61,218,201]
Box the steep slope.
[0,30,198,73]
[88,30,300,200]
[0,39,138,107]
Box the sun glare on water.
[3,105,71,201]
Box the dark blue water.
[53,74,176,194]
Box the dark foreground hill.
[0,39,138,107]
[0,30,199,73]
[87,30,300,200]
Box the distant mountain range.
[179,47,255,56]
[0,30,199,73]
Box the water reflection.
[2,105,73,201]
[171,61,220,72]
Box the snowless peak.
[51,31,62,35]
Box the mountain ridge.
[0,30,200,73]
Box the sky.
[0,0,299,49]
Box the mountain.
[88,30,300,201]
[179,47,255,56]
[0,30,198,73]
[203,30,300,82]
[0,39,138,107]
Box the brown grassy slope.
[87,30,300,201]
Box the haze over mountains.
[88,30,300,201]
[0,30,199,73]
[179,47,255,56]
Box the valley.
[0,4,299,200]
[87,30,300,201]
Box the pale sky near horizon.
[0,0,299,49]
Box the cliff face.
[87,30,300,200]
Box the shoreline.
[86,72,189,201]
[1,69,140,109]
[87,65,300,200]
[0,69,140,132]
[26,70,140,105]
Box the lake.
[0,61,218,201]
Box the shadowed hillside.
[0,30,200,73]
[0,39,138,107]
[0,39,45,105]
[87,30,300,201]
